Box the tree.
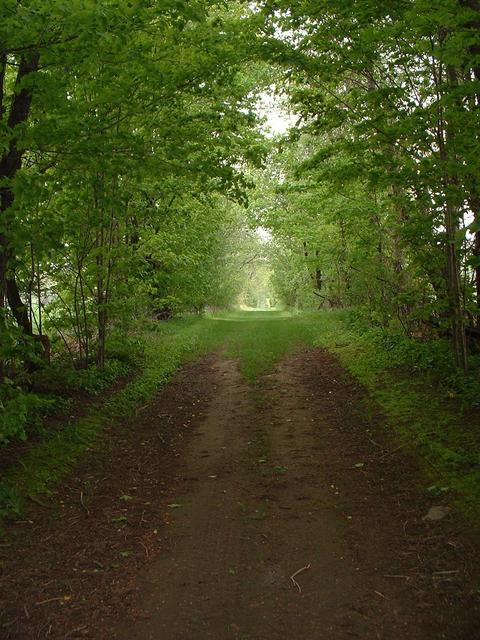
[258,0,480,368]
[0,0,265,374]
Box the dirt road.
[1,350,479,639]
[116,352,479,640]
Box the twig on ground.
[378,444,405,460]
[432,570,459,575]
[80,491,90,516]
[35,596,65,606]
[290,563,311,593]
[27,495,50,508]
[366,437,384,451]
[65,625,88,638]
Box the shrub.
[0,383,54,445]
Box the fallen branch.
[378,443,406,460]
[290,563,311,593]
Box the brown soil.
[1,349,479,639]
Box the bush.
[73,359,132,394]
[106,332,144,368]
[0,383,54,445]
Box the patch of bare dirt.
[1,349,479,639]
[258,349,480,639]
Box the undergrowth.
[0,334,144,447]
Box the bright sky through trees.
[257,91,296,137]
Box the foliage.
[0,383,53,445]
[0,2,266,354]
[34,358,132,396]
[0,1,270,442]
[257,0,480,371]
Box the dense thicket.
[258,0,480,371]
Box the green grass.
[1,309,479,526]
[195,310,317,382]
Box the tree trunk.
[444,199,468,369]
[475,223,480,322]
[0,52,39,342]
[6,276,32,336]
[466,189,480,324]
[460,0,480,322]
[303,241,323,298]
[0,52,6,334]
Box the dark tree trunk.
[0,52,41,374]
[314,251,323,293]
[460,0,480,322]
[475,224,480,321]
[0,52,39,334]
[438,65,469,370]
[6,276,32,335]
[303,241,323,295]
